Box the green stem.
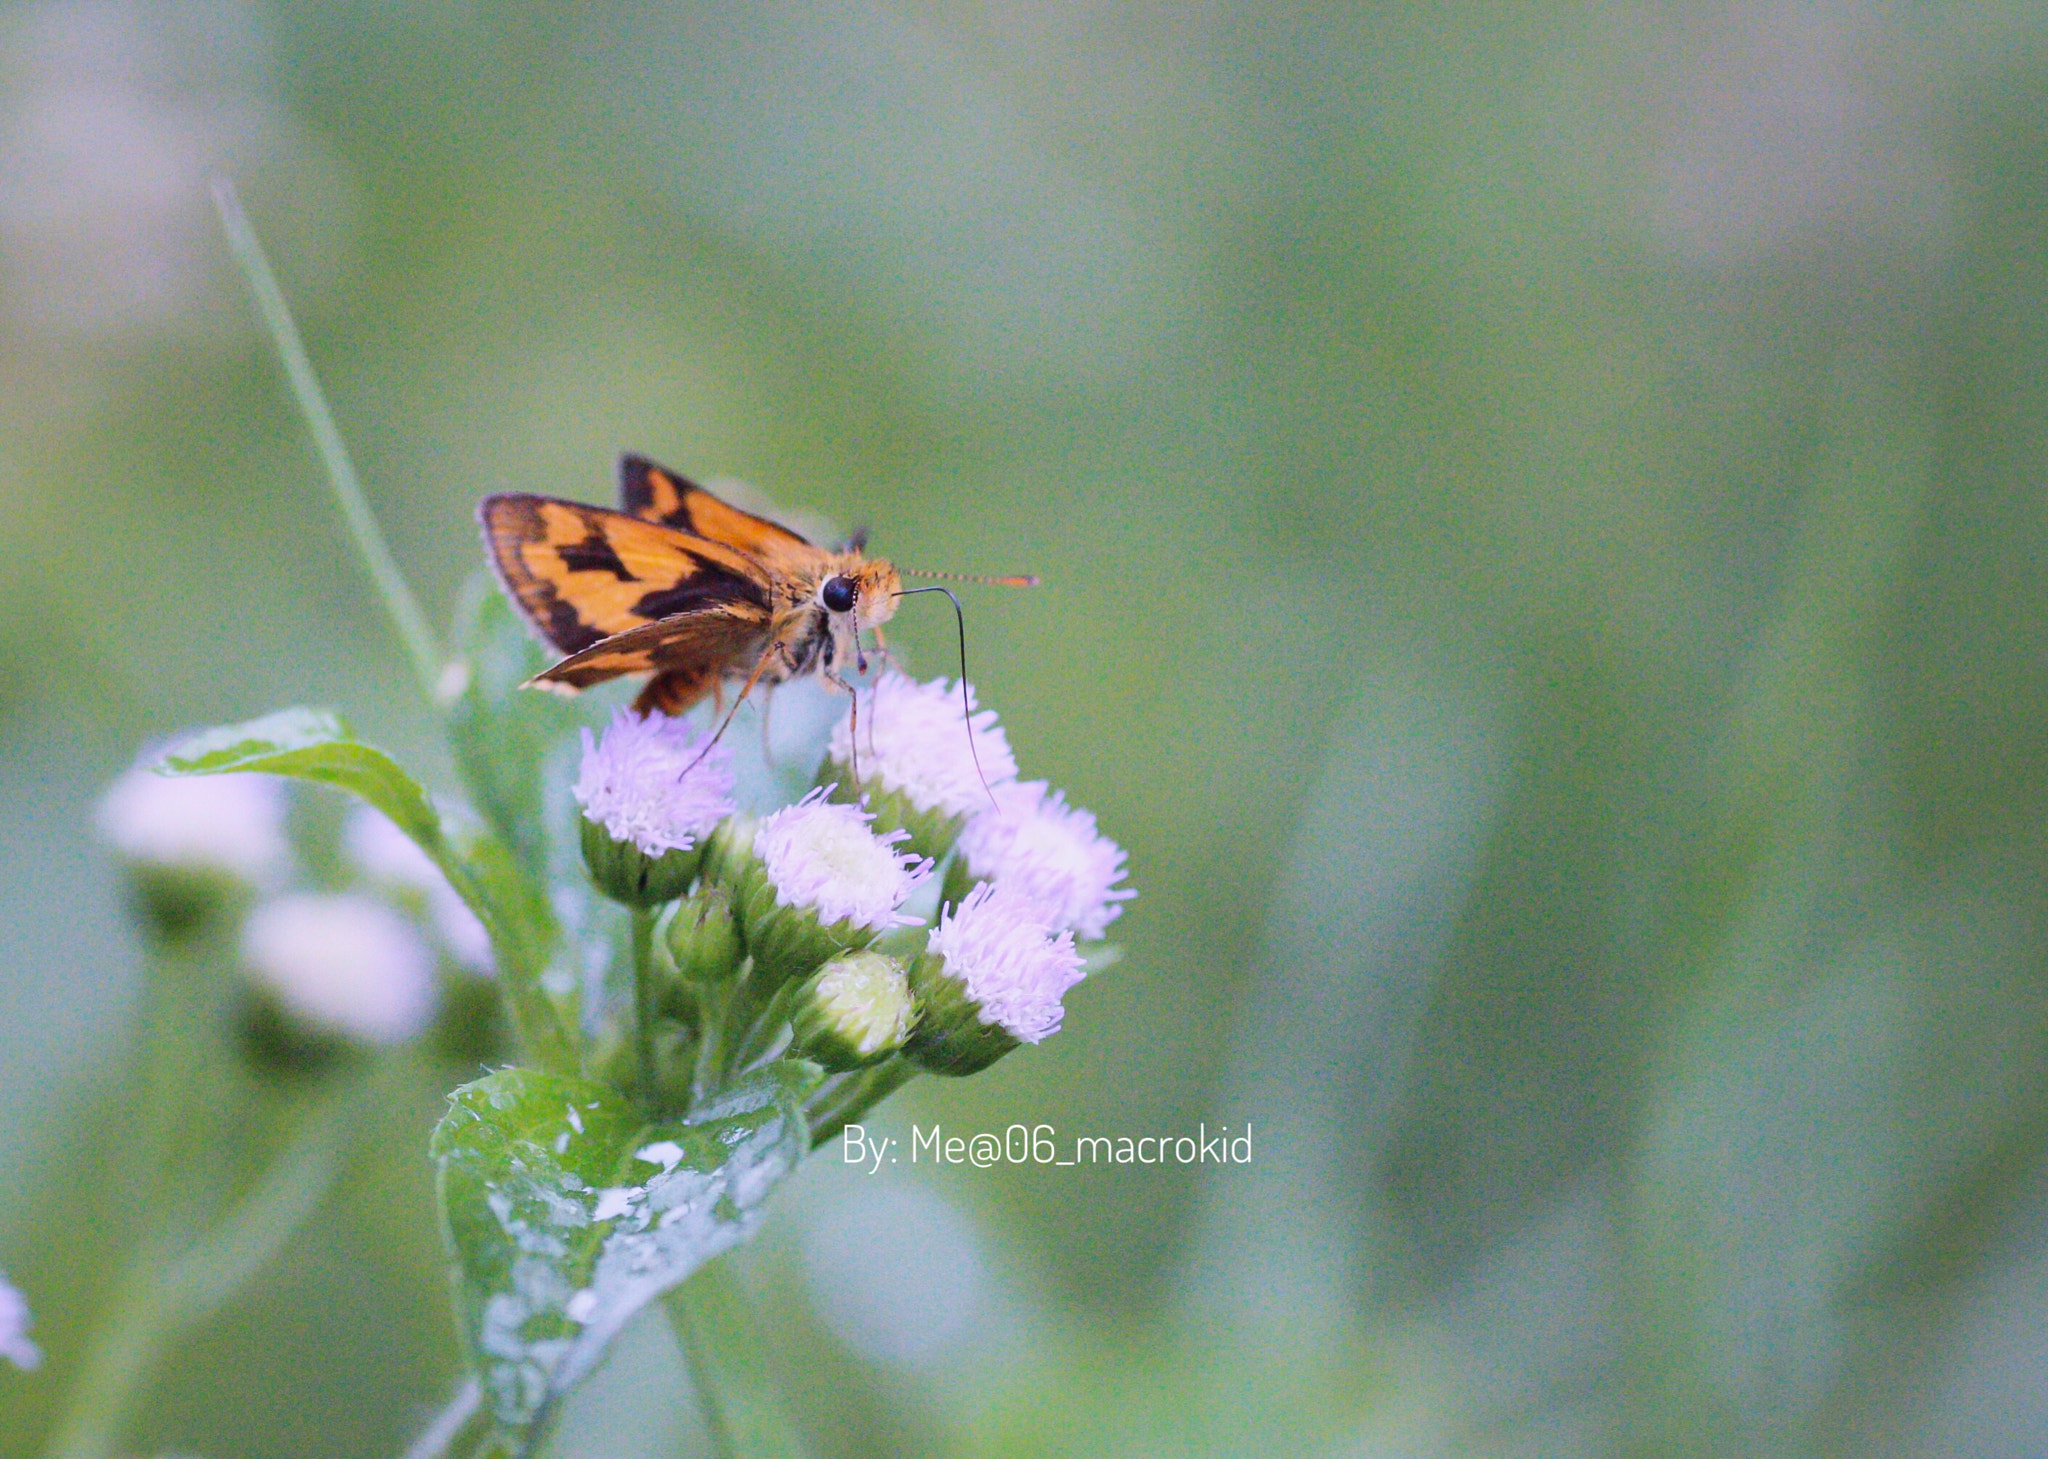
[804,1058,917,1149]
[631,906,660,1106]
[692,981,727,1108]
[664,1263,811,1458]
[211,179,443,703]
[727,980,798,1075]
[44,1070,376,1459]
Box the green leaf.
[666,1257,814,1458]
[157,708,576,1072]
[161,706,440,841]
[432,1060,822,1454]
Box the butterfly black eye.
[821,576,858,614]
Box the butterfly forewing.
[479,494,771,656]
[618,455,822,575]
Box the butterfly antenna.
[895,585,999,808]
[899,568,1042,588]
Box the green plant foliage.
[431,1061,820,1455]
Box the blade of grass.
[211,178,443,703]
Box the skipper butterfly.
[480,455,1033,720]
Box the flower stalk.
[211,179,443,704]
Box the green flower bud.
[665,886,741,992]
[791,951,916,1072]
[127,866,247,944]
[580,815,701,908]
[240,990,354,1078]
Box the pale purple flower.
[752,789,931,931]
[955,781,1133,940]
[343,806,493,974]
[926,882,1084,1044]
[0,1268,38,1370]
[241,893,437,1046]
[828,672,1017,818]
[96,761,289,884]
[573,710,735,856]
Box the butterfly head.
[817,558,902,631]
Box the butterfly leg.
[819,664,864,787]
[680,643,790,775]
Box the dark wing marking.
[525,603,770,695]
[618,454,819,571]
[479,493,771,655]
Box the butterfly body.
[480,456,900,716]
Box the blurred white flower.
[955,779,1132,940]
[0,1268,39,1370]
[96,762,289,884]
[241,892,436,1046]
[753,789,930,932]
[0,0,352,342]
[925,882,1083,1044]
[827,672,1017,819]
[574,709,735,857]
[343,806,493,974]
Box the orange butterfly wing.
[478,493,773,671]
[618,455,823,576]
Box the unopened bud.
[665,886,741,991]
[791,951,915,1072]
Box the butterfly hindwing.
[479,493,772,656]
[525,606,770,699]
[619,455,819,571]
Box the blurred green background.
[8,2,2048,1454]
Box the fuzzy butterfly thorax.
[480,456,899,717]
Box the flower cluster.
[560,669,1130,1091]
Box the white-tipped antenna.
[900,568,1042,587]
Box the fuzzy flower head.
[241,892,437,1046]
[752,789,931,932]
[0,1269,38,1371]
[96,762,289,884]
[344,807,493,974]
[956,780,1133,940]
[827,672,1017,820]
[926,882,1084,1045]
[573,710,735,857]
